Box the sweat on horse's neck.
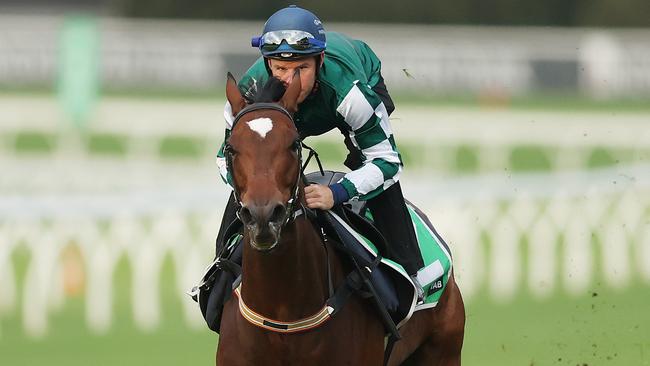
[241,217,337,321]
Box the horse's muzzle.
[239,203,287,251]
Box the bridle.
[221,102,352,335]
[222,102,305,229]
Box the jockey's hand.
[304,184,334,210]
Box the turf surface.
[1,249,648,365]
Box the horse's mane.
[251,77,287,103]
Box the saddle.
[305,170,390,256]
[190,171,452,335]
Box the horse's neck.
[241,217,334,319]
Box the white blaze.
[246,118,273,139]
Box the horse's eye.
[225,143,237,155]
[291,139,302,151]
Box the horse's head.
[224,72,303,252]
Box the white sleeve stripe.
[375,102,393,137]
[216,156,229,183]
[344,163,385,195]
[224,101,235,130]
[361,139,401,164]
[336,84,375,131]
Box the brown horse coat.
[215,72,465,366]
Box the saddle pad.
[405,202,453,310]
[329,202,452,327]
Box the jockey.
[215,5,425,301]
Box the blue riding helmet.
[251,5,326,60]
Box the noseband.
[223,103,304,228]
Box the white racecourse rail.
[0,100,649,338]
[1,165,648,338]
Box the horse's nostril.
[269,203,287,223]
[239,206,253,225]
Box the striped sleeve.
[215,100,235,187]
[335,82,403,201]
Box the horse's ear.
[226,72,246,116]
[279,69,301,114]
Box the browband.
[232,103,293,128]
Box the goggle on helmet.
[251,5,327,60]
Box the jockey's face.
[268,56,320,104]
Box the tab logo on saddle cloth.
[427,278,444,297]
[416,260,445,299]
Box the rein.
[231,219,364,335]
[224,102,346,333]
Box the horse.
[216,71,465,365]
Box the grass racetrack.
[1,248,648,365]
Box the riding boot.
[343,78,424,300]
[215,191,240,257]
[366,182,425,292]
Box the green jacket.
[217,32,403,201]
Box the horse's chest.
[218,308,377,365]
[230,326,338,363]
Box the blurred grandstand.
[1,15,650,97]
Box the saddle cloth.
[324,199,453,328]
